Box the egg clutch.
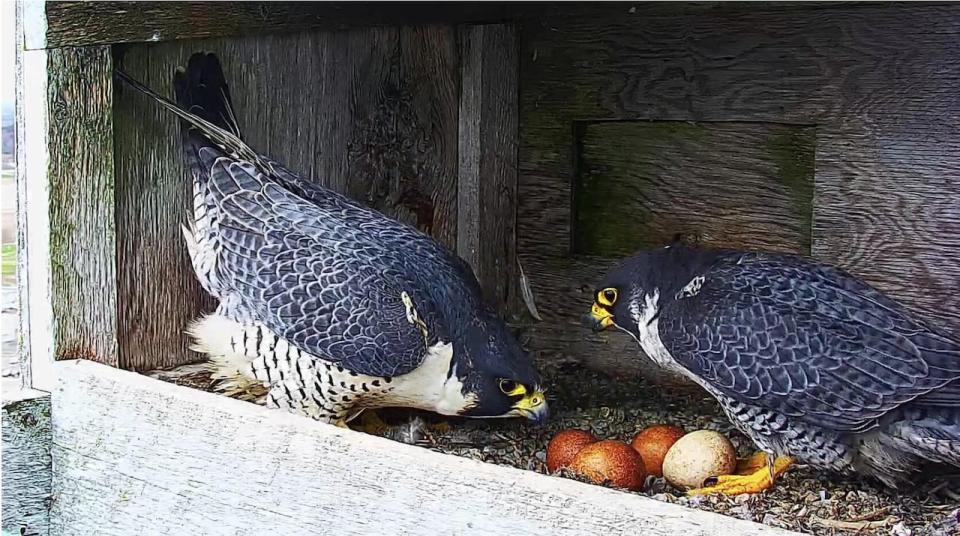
[546,425,739,493]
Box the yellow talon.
[735,451,771,475]
[688,455,795,496]
[428,421,451,433]
[334,419,350,429]
[352,411,390,435]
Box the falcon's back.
[658,248,960,484]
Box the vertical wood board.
[458,24,519,309]
[47,46,118,365]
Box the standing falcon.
[117,53,547,427]
[587,242,959,494]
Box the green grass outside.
[1,243,15,278]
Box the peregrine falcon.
[587,241,960,494]
[117,53,547,426]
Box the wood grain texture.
[458,24,519,309]
[34,2,859,50]
[37,2,508,49]
[812,122,960,334]
[51,360,800,536]
[114,27,461,370]
[14,0,45,390]
[2,390,52,536]
[574,121,814,257]
[386,25,459,248]
[518,3,960,381]
[46,46,119,366]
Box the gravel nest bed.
[374,358,959,536]
[152,357,958,535]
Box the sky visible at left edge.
[2,0,14,113]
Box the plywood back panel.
[573,121,815,258]
[518,4,960,381]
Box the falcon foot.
[428,421,451,433]
[688,454,794,496]
[350,411,390,435]
[735,451,771,474]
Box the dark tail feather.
[174,53,241,143]
[114,53,258,167]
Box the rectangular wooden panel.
[458,24,519,309]
[574,121,814,258]
[50,360,799,536]
[114,27,460,371]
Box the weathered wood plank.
[51,360,799,536]
[518,3,960,379]
[46,46,118,365]
[31,2,865,50]
[114,27,461,370]
[387,25,459,248]
[15,0,52,390]
[34,1,510,49]
[458,24,519,308]
[2,389,52,536]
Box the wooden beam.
[46,46,119,366]
[2,389,52,536]
[15,0,53,390]
[28,1,513,49]
[457,24,519,310]
[29,2,899,50]
[51,360,799,536]
[17,1,119,382]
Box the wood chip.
[846,506,891,523]
[810,515,898,531]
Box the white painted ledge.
[2,388,52,536]
[50,360,799,536]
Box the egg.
[546,429,598,472]
[569,440,647,491]
[630,424,685,477]
[661,430,737,490]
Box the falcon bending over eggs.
[587,242,959,494]
[117,53,546,426]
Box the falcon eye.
[498,379,524,396]
[599,288,618,306]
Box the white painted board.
[51,360,799,536]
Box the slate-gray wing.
[659,254,960,433]
[202,149,430,378]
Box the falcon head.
[450,322,548,425]
[585,242,712,337]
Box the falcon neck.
[646,245,726,300]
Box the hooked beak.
[513,389,549,425]
[585,302,615,332]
